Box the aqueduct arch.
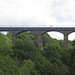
[0,27,75,49]
[12,29,75,50]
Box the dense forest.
[0,32,75,75]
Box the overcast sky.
[0,0,75,40]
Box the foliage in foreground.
[0,32,75,75]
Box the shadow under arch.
[16,30,36,35]
[68,32,75,41]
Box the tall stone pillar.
[63,31,68,49]
[12,31,17,44]
[38,31,43,50]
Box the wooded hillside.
[0,32,75,75]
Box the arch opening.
[47,31,63,40]
[68,32,75,41]
[0,31,9,35]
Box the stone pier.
[38,31,43,50]
[12,31,17,44]
[63,31,68,49]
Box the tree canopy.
[0,32,74,75]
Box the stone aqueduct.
[0,27,75,49]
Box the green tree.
[0,55,21,75]
[70,40,75,75]
[34,56,60,75]
[13,38,39,61]
[0,33,13,56]
[20,59,38,75]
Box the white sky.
[0,0,75,40]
